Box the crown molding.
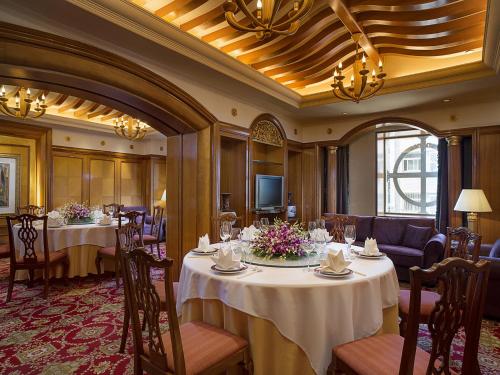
[66,0,302,108]
[300,61,495,108]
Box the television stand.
[253,207,285,215]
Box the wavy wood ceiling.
[132,0,487,96]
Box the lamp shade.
[454,189,492,213]
[161,189,166,201]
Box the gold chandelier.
[223,0,313,40]
[331,34,386,103]
[0,86,47,119]
[113,116,148,141]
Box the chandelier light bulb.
[257,0,262,9]
[362,54,366,64]
[26,88,31,97]
[0,86,5,97]
[338,61,343,70]
[379,60,383,69]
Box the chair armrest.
[422,233,446,268]
[480,256,500,280]
[480,244,493,257]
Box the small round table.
[176,243,400,375]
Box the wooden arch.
[0,22,217,136]
[337,117,444,145]
[250,113,288,146]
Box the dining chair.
[0,243,9,259]
[17,205,44,216]
[329,257,490,375]
[121,247,252,374]
[103,203,122,218]
[117,222,178,353]
[95,219,145,287]
[322,214,355,243]
[398,226,482,336]
[143,205,164,258]
[119,210,146,229]
[6,214,69,302]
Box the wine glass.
[220,221,232,248]
[260,217,269,227]
[344,224,356,259]
[317,219,326,230]
[253,220,262,229]
[302,242,314,272]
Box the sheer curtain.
[436,138,448,233]
[336,145,349,214]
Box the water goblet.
[317,219,326,230]
[260,217,269,227]
[344,224,356,260]
[220,221,232,249]
[302,242,314,272]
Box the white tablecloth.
[12,222,119,279]
[177,243,400,374]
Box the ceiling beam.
[327,0,380,63]
[58,97,85,113]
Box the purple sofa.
[479,239,500,320]
[326,215,446,282]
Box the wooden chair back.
[445,227,481,262]
[6,214,48,265]
[118,211,146,229]
[121,247,185,374]
[401,257,490,375]
[103,203,122,218]
[322,214,355,243]
[150,206,164,239]
[17,205,44,216]
[116,222,144,251]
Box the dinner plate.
[191,248,218,255]
[313,267,353,278]
[211,264,248,274]
[356,252,386,259]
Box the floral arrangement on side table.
[61,202,92,224]
[252,219,306,260]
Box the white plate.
[356,252,386,259]
[314,267,353,278]
[211,264,248,274]
[191,248,218,255]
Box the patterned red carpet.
[0,258,498,374]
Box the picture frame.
[0,155,20,215]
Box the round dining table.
[176,242,400,375]
[13,221,119,280]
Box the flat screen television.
[255,174,284,210]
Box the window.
[377,129,438,216]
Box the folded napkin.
[363,238,380,255]
[92,209,104,221]
[310,228,332,243]
[320,250,351,273]
[197,234,212,252]
[211,248,241,270]
[241,225,259,241]
[47,211,64,227]
[99,215,112,225]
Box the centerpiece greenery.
[61,202,92,225]
[252,219,306,260]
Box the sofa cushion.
[378,244,424,268]
[490,239,500,258]
[402,225,433,250]
[372,217,436,245]
[354,216,374,242]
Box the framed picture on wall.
[0,155,20,215]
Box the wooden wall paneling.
[120,161,143,206]
[326,146,338,213]
[301,145,320,223]
[89,158,115,207]
[476,128,500,243]
[52,155,84,208]
[197,126,212,238]
[447,136,463,228]
[182,133,199,255]
[287,148,303,222]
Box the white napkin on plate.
[197,234,212,252]
[99,215,112,225]
[47,211,63,227]
[310,228,333,242]
[241,225,259,241]
[320,250,351,273]
[363,238,380,255]
[211,248,241,270]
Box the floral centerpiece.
[61,202,92,225]
[252,219,306,260]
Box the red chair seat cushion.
[334,334,457,375]
[144,321,247,375]
[0,244,9,258]
[399,289,440,318]
[142,234,157,243]
[98,246,116,257]
[16,250,67,264]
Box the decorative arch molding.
[0,22,217,136]
[337,117,446,146]
[250,113,287,146]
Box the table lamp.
[159,189,166,208]
[454,189,492,233]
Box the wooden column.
[326,146,338,213]
[447,135,463,228]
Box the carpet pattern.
[0,258,499,374]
